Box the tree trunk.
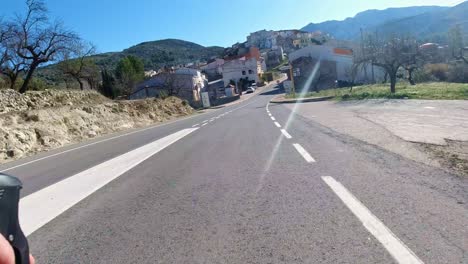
[19,63,38,94]
[390,74,397,93]
[76,77,84,90]
[408,69,415,85]
[8,74,18,89]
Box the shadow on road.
[259,87,284,96]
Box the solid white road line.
[280,129,292,139]
[321,176,423,264]
[271,116,276,121]
[274,122,281,128]
[292,143,316,163]
[20,128,198,236]
[0,116,196,173]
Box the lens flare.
[257,60,321,193]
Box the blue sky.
[1,0,465,53]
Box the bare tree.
[449,25,468,64]
[58,42,98,90]
[0,20,9,66]
[357,33,419,93]
[159,73,186,96]
[1,22,28,89]
[402,47,425,85]
[10,0,79,93]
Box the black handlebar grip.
[0,173,30,264]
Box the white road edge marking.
[274,122,281,128]
[280,129,292,139]
[292,143,316,163]
[1,95,260,173]
[321,176,424,264]
[20,128,198,236]
[271,116,276,121]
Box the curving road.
[1,83,467,263]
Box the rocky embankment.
[0,89,193,163]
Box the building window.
[248,70,253,74]
[242,70,246,75]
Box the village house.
[130,68,207,106]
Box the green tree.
[99,69,117,98]
[115,55,144,95]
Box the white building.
[199,58,224,78]
[222,57,263,87]
[289,45,385,83]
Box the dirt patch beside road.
[0,89,193,163]
[284,99,468,177]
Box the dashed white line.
[192,124,199,127]
[271,116,276,121]
[201,123,208,127]
[293,143,316,163]
[321,176,424,264]
[268,113,272,117]
[280,129,292,139]
[274,122,281,128]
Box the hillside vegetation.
[93,39,224,71]
[36,39,224,86]
[378,1,468,42]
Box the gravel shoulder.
[284,99,468,177]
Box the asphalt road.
[1,84,467,263]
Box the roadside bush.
[413,68,436,83]
[158,90,168,99]
[447,63,468,83]
[425,63,449,81]
[0,78,7,89]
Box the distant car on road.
[246,87,255,94]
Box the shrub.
[413,68,436,83]
[158,90,168,99]
[447,63,468,83]
[425,63,449,81]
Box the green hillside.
[36,39,224,86]
[93,39,224,71]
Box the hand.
[0,235,34,264]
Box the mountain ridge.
[301,5,450,40]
